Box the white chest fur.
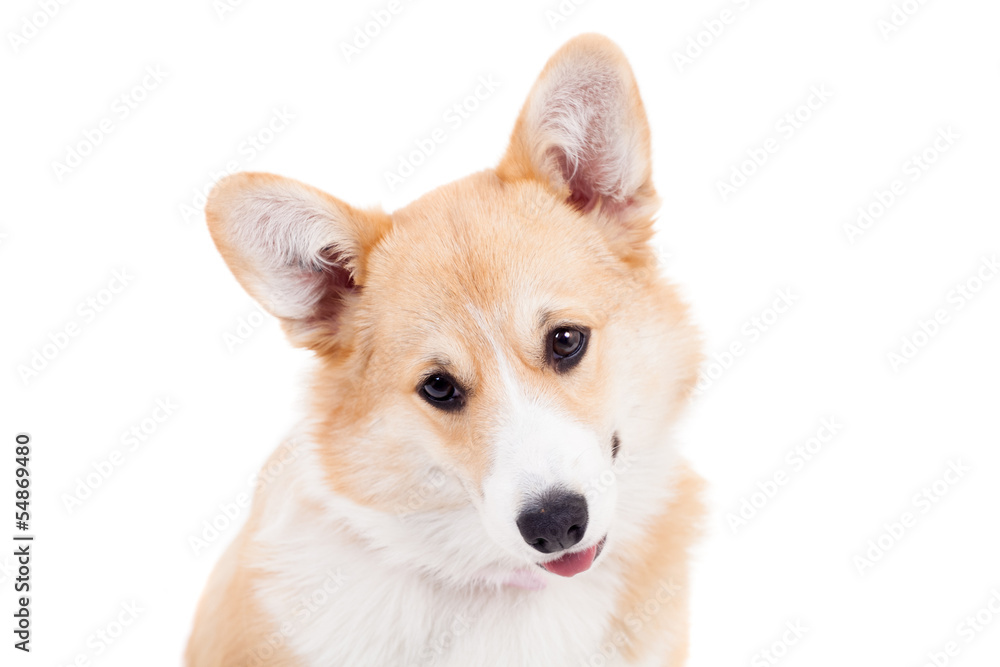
[255,544,620,666]
[244,447,665,667]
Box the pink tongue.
[542,544,598,577]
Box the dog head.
[206,34,700,584]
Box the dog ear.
[498,34,658,250]
[206,172,390,351]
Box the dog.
[187,33,704,667]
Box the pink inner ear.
[536,69,636,214]
[305,249,358,328]
[259,240,358,326]
[553,141,636,220]
[278,262,356,338]
[320,252,357,300]
[553,148,598,213]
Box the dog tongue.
[542,544,598,577]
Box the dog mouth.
[538,536,607,577]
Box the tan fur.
[308,173,649,508]
[608,465,705,665]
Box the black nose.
[516,490,588,553]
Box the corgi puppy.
[187,33,704,667]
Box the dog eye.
[420,374,465,411]
[549,327,589,372]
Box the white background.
[2,0,999,665]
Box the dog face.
[206,35,699,581]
